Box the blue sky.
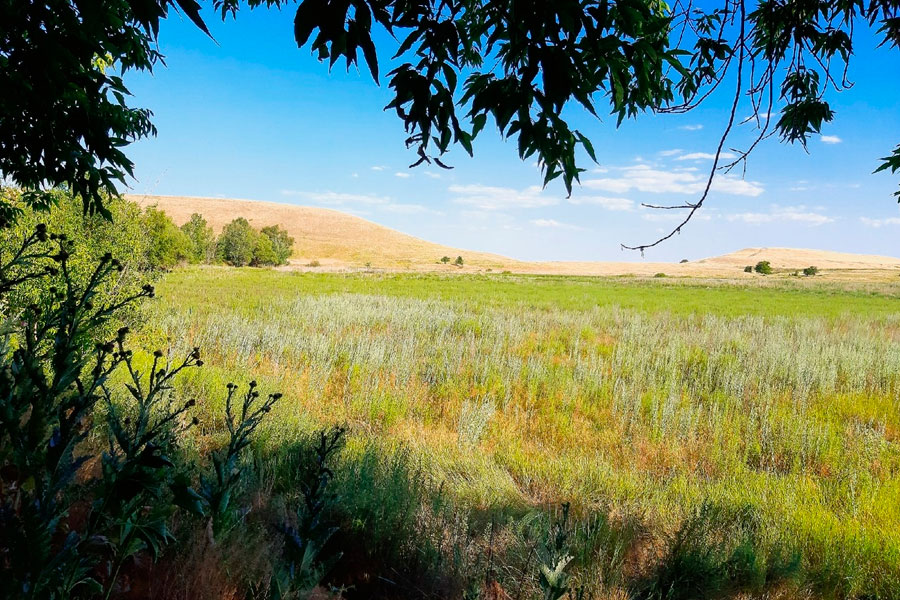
[124,7,900,262]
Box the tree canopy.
[2,0,899,247]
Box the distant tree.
[803,266,819,276]
[181,213,216,264]
[679,259,689,264]
[217,218,257,267]
[440,256,451,264]
[744,266,753,273]
[143,206,190,270]
[260,225,294,265]
[454,256,464,266]
[251,232,278,266]
[754,261,773,275]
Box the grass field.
[137,268,900,599]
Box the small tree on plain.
[754,261,773,275]
[440,256,451,264]
[454,256,464,266]
[217,217,257,267]
[744,265,753,273]
[803,266,819,276]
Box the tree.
[803,265,819,276]
[260,225,295,265]
[217,218,257,267]
[754,261,773,275]
[181,213,216,264]
[143,206,190,270]
[440,256,451,264]
[252,231,279,266]
[744,265,753,273]
[2,0,900,247]
[454,255,464,266]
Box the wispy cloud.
[583,164,764,197]
[530,218,584,230]
[568,195,635,211]
[860,216,900,227]
[281,190,390,205]
[659,149,683,157]
[422,171,442,179]
[394,172,412,178]
[675,151,737,161]
[727,205,834,226]
[678,124,703,131]
[821,135,842,144]
[448,184,559,210]
[370,165,387,171]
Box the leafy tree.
[181,213,216,264]
[143,206,191,270]
[754,260,773,275]
[217,217,258,267]
[744,265,753,273]
[252,230,279,266]
[260,224,295,265]
[803,265,819,276]
[440,256,451,264]
[454,255,464,266]
[3,0,900,249]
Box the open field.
[135,268,900,598]
[128,194,900,280]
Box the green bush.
[454,255,464,266]
[803,265,819,276]
[143,205,191,269]
[440,256,451,264]
[252,230,278,266]
[181,213,216,263]
[744,265,753,273]
[754,261,772,275]
[260,224,294,265]
[217,217,257,266]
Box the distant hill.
[129,194,900,277]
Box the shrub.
[680,259,689,263]
[803,265,819,276]
[143,205,191,269]
[654,272,667,278]
[251,230,278,266]
[181,213,216,263]
[454,255,464,266]
[744,265,753,273]
[308,259,321,267]
[260,224,294,265]
[754,260,772,275]
[440,256,451,264]
[217,217,257,266]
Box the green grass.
[137,267,900,598]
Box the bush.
[680,259,689,263]
[251,230,279,266]
[143,205,191,269]
[260,224,294,265]
[654,272,667,278]
[181,213,216,263]
[440,256,451,264]
[217,217,257,266]
[744,265,753,273]
[454,255,464,266]
[803,265,819,276]
[754,261,772,275]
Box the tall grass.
[136,269,900,597]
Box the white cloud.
[860,216,900,227]
[678,124,703,131]
[530,219,583,230]
[395,172,412,178]
[821,135,842,144]
[422,171,442,179]
[675,151,737,161]
[583,164,763,197]
[727,205,834,226]
[659,149,683,157]
[568,195,635,211]
[370,165,387,171]
[281,190,390,205]
[448,184,559,210]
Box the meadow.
[136,268,900,599]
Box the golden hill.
[129,194,900,277]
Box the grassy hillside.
[134,268,900,599]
